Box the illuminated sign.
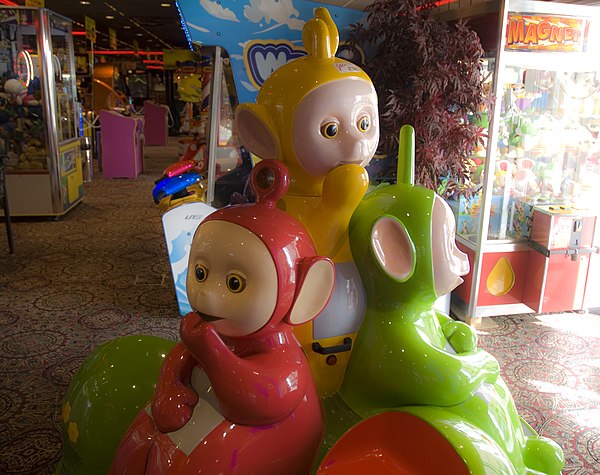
[109,28,117,50]
[85,16,96,44]
[506,13,590,52]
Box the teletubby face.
[431,196,469,296]
[186,220,278,338]
[235,8,379,195]
[292,79,379,176]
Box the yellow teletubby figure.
[235,7,379,396]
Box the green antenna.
[397,125,415,186]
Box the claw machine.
[438,0,600,321]
[0,7,82,217]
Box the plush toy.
[514,157,540,197]
[3,78,38,106]
[494,158,514,191]
[235,7,379,396]
[3,79,26,104]
[110,160,335,475]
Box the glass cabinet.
[440,0,600,320]
[0,7,82,217]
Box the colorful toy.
[316,126,564,474]
[161,158,204,179]
[157,181,206,212]
[153,140,208,211]
[180,137,207,164]
[152,170,202,204]
[3,78,38,106]
[110,160,336,474]
[235,7,379,396]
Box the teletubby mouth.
[199,313,224,323]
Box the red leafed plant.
[350,0,488,198]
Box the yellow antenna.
[302,7,342,59]
[302,18,331,58]
[315,7,339,55]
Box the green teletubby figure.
[317,125,564,475]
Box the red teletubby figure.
[110,160,336,475]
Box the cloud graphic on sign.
[244,0,305,31]
[200,0,240,22]
[241,80,258,92]
[187,22,210,33]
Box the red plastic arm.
[151,342,199,433]
[180,316,308,426]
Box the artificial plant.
[350,0,488,198]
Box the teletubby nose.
[452,246,470,276]
[339,138,368,164]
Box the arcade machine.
[126,70,149,104]
[438,0,600,322]
[92,63,127,113]
[0,7,83,217]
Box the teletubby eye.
[226,273,246,293]
[195,264,208,282]
[357,115,370,132]
[320,121,339,139]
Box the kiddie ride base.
[56,6,563,473]
[56,128,563,475]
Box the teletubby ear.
[287,257,335,326]
[234,103,280,160]
[371,215,416,282]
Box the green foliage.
[350,0,487,197]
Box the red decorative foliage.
[350,0,487,197]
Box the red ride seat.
[317,412,469,475]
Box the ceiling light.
[136,33,143,36]
[79,1,90,4]
[123,25,131,29]
[160,2,171,6]
[106,15,114,19]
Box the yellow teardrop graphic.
[487,257,515,296]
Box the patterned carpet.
[477,313,600,475]
[0,140,181,475]
[0,138,599,474]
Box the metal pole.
[468,0,510,319]
[1,156,14,253]
[38,9,62,214]
[206,46,223,207]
